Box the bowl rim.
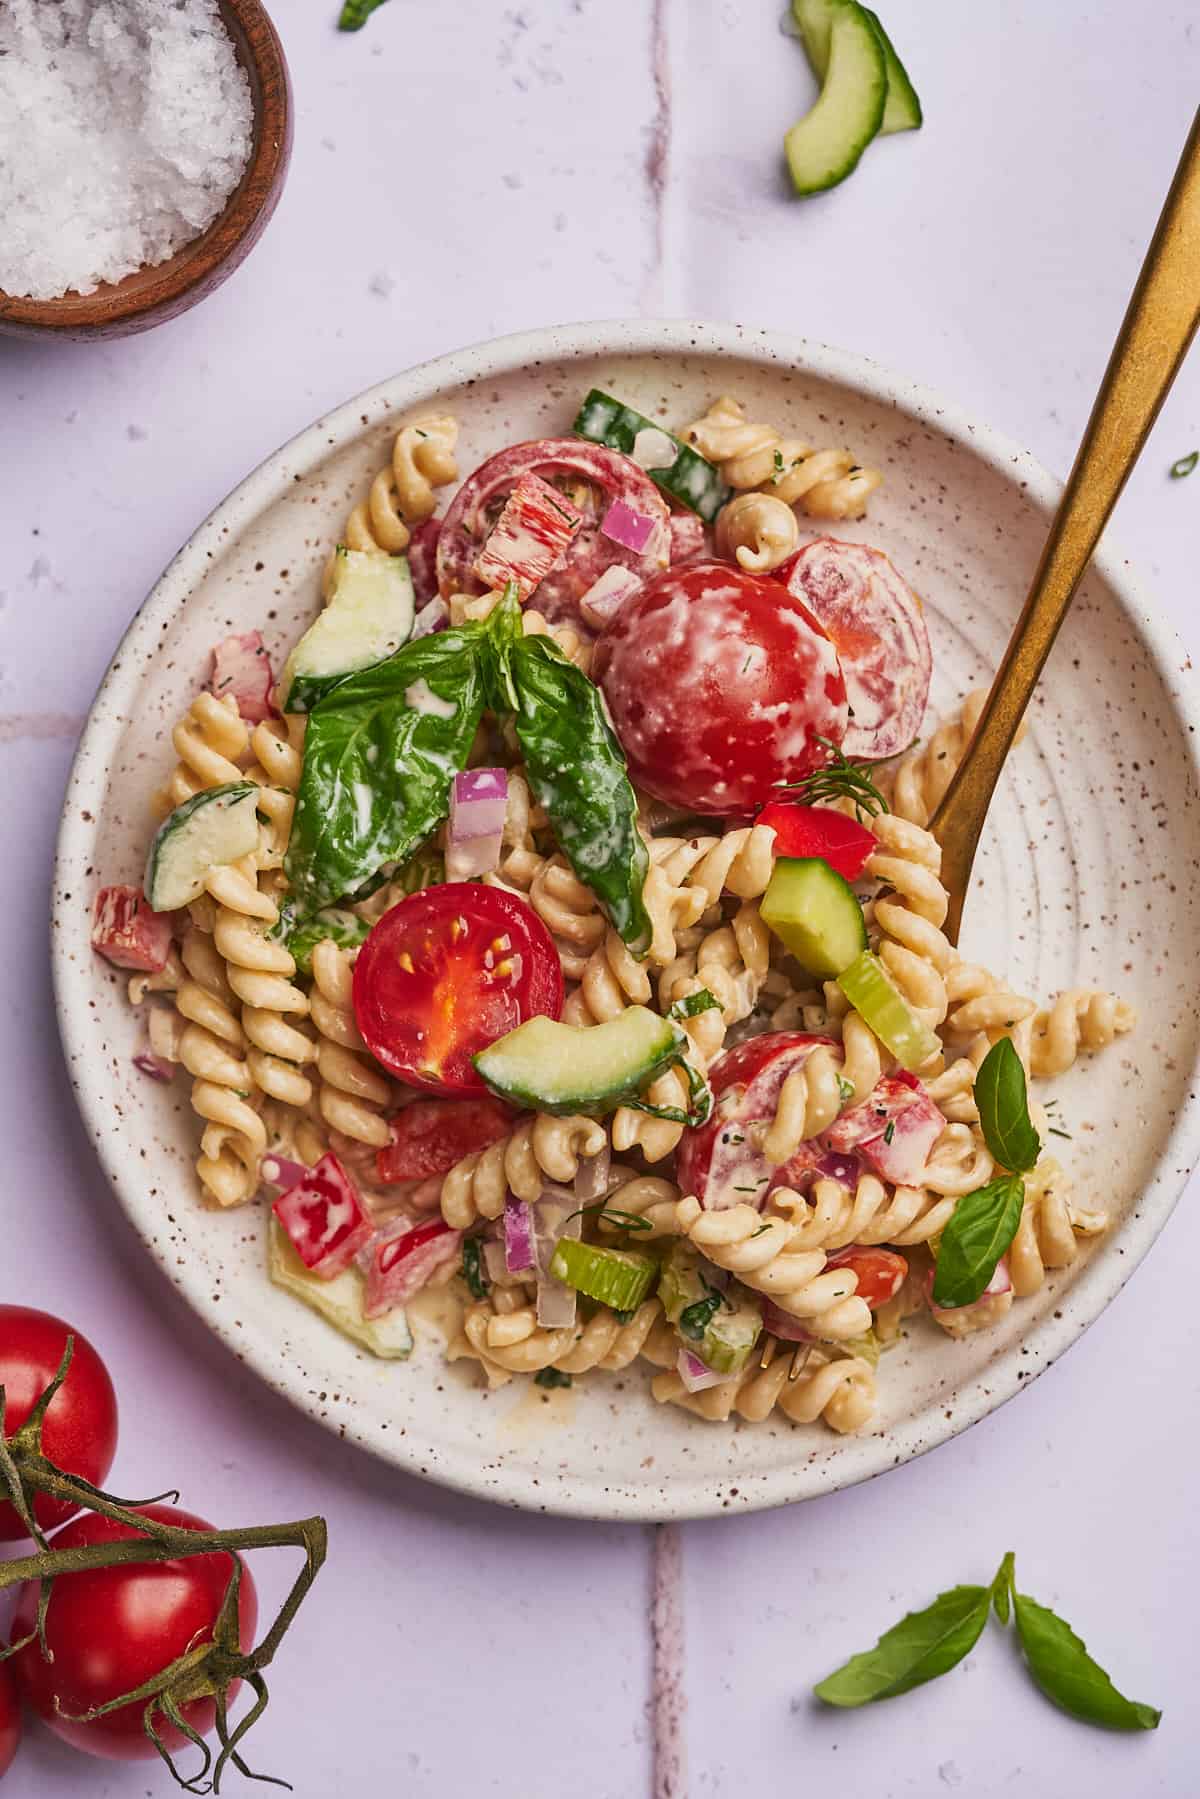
[0,0,290,335]
[51,318,1200,1519]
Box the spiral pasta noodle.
[883,691,1030,828]
[214,885,314,1115]
[450,1297,665,1384]
[1008,1157,1107,1297]
[440,1114,608,1229]
[685,395,882,521]
[1029,990,1135,1078]
[867,813,954,1034]
[942,961,1036,1063]
[675,1195,872,1339]
[335,414,459,565]
[761,1011,884,1165]
[243,713,306,871]
[308,939,392,1148]
[154,691,249,819]
[713,491,799,572]
[174,926,265,1208]
[651,1342,877,1430]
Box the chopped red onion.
[504,1195,536,1273]
[446,767,508,881]
[676,1348,727,1393]
[533,1183,581,1328]
[133,1051,174,1083]
[579,565,641,631]
[760,1297,814,1344]
[630,426,678,472]
[574,1140,612,1205]
[600,498,657,555]
[411,597,449,638]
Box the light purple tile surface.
[2,0,1198,1792]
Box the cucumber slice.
[548,1239,658,1311]
[572,388,730,522]
[793,1,922,136]
[836,948,940,1070]
[268,1221,413,1359]
[281,548,415,713]
[784,0,886,196]
[144,781,260,911]
[474,1007,684,1116]
[863,8,922,134]
[658,1243,763,1375]
[760,855,868,978]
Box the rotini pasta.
[110,389,1139,1448]
[685,394,883,521]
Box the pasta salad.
[92,390,1134,1435]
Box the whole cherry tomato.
[0,1306,118,1542]
[593,562,848,813]
[11,1504,257,1762]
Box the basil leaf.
[975,1038,1041,1173]
[285,907,370,975]
[505,619,651,955]
[668,988,720,1022]
[931,1174,1025,1310]
[991,1550,1015,1625]
[285,625,486,917]
[814,1584,992,1708]
[1013,1591,1161,1731]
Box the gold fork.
[932,108,1200,946]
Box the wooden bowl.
[0,0,292,342]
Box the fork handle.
[933,106,1200,945]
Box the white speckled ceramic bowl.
[52,321,1200,1519]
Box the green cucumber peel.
[338,0,390,29]
[974,1038,1041,1173]
[931,1173,1025,1310]
[784,0,887,198]
[571,388,730,521]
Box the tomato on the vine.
[0,1662,20,1780]
[10,1504,257,1762]
[353,884,563,1093]
[0,1306,118,1542]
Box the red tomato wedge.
[376,1096,513,1184]
[756,800,876,881]
[353,884,563,1094]
[594,562,848,814]
[825,1246,909,1309]
[779,539,931,760]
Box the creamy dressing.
[404,677,457,719]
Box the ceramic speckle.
[51,321,1200,1520]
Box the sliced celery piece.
[658,1242,762,1375]
[836,949,940,1070]
[548,1239,657,1312]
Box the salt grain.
[0,0,254,301]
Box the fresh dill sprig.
[775,736,890,821]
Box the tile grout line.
[641,0,673,315]
[651,1521,687,1798]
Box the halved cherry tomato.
[353,884,563,1094]
[825,1246,909,1309]
[756,800,877,881]
[376,1096,513,1184]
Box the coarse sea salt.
[0,0,254,302]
